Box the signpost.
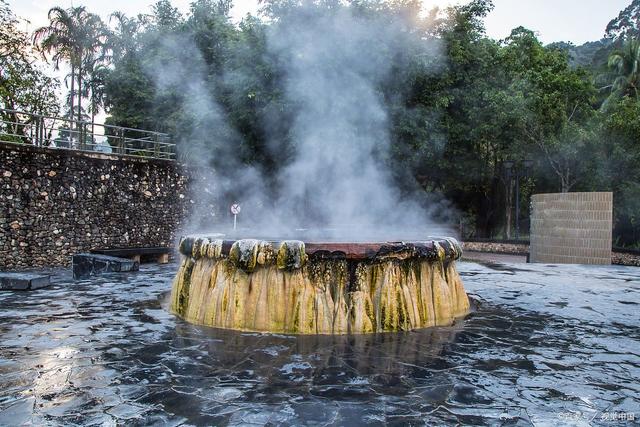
[230,203,241,230]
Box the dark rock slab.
[0,273,51,290]
[72,253,139,280]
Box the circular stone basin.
[170,236,470,334]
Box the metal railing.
[0,108,176,160]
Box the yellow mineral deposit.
[171,237,470,334]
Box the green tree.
[600,38,640,109]
[93,0,640,244]
[83,61,109,135]
[436,0,514,237]
[150,0,183,29]
[501,27,600,193]
[33,6,107,125]
[0,0,59,143]
[605,0,640,40]
[601,97,640,246]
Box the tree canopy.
[3,0,640,246]
[0,0,59,142]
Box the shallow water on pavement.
[0,261,638,425]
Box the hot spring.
[170,236,470,334]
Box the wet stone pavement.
[0,261,638,426]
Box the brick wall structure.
[530,192,612,265]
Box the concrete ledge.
[72,254,139,280]
[0,273,51,290]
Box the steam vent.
[170,237,470,334]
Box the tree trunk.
[561,170,570,193]
[505,178,513,239]
[77,65,82,124]
[69,64,75,134]
[91,97,96,146]
[77,65,83,148]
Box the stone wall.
[462,241,640,267]
[0,142,192,269]
[612,251,640,267]
[530,192,612,265]
[461,241,529,256]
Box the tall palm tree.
[33,7,78,121]
[108,11,140,62]
[82,60,109,135]
[600,38,640,110]
[76,13,108,129]
[33,6,107,125]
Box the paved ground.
[0,260,638,425]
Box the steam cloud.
[151,4,455,241]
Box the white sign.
[231,203,241,230]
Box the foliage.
[33,6,108,125]
[3,0,640,244]
[606,0,640,40]
[548,40,614,69]
[0,0,59,141]
[93,0,640,243]
[599,38,640,110]
[602,97,640,245]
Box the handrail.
[0,108,176,160]
[0,108,170,135]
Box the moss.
[222,288,229,315]
[396,285,407,330]
[177,258,195,315]
[370,264,378,286]
[307,296,315,332]
[380,304,388,330]
[277,241,307,271]
[364,296,374,327]
[191,237,204,259]
[206,239,223,259]
[229,239,259,272]
[178,237,193,257]
[198,238,210,258]
[293,301,300,331]
[399,259,413,278]
[172,244,470,334]
[433,242,446,262]
[414,262,425,322]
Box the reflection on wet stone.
[0,262,638,425]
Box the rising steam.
[150,3,454,241]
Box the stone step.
[72,253,139,280]
[0,273,51,290]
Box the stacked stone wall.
[461,241,529,256]
[0,142,191,269]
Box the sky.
[9,0,632,45]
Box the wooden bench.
[90,247,172,264]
